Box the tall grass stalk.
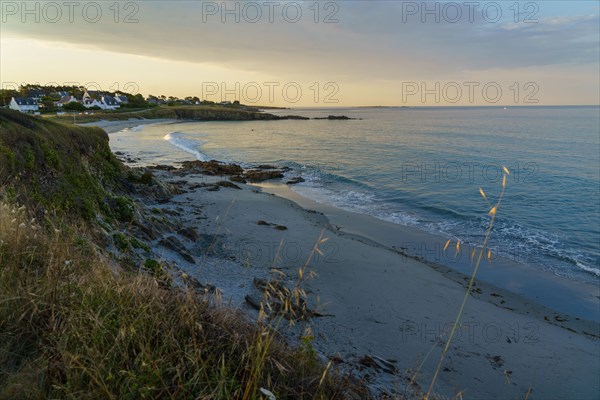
[425,168,510,399]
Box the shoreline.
[80,118,179,134]
[98,119,599,398]
[98,118,600,321]
[255,182,600,323]
[148,167,600,399]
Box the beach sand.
[98,120,600,399]
[81,118,177,134]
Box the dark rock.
[230,175,247,183]
[159,235,195,263]
[313,115,355,120]
[178,226,200,241]
[134,221,162,240]
[286,176,305,185]
[245,294,262,310]
[256,220,287,231]
[358,355,398,375]
[256,164,278,170]
[180,160,243,176]
[243,169,284,182]
[279,115,310,120]
[150,164,176,171]
[216,180,242,190]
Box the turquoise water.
[112,106,600,284]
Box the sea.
[109,106,600,287]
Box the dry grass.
[423,168,510,399]
[0,202,360,399]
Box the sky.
[1,1,599,106]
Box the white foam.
[575,261,600,277]
[292,183,421,229]
[131,124,148,132]
[163,132,210,161]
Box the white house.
[55,95,78,107]
[81,95,120,110]
[83,90,102,101]
[100,95,120,110]
[83,98,103,109]
[114,93,129,104]
[9,97,39,113]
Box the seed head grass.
[0,201,362,399]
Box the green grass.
[0,108,123,221]
[43,105,279,125]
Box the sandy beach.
[96,119,599,399]
[81,118,178,134]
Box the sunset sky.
[1,1,598,106]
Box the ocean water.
[110,106,600,285]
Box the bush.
[110,196,135,223]
[62,102,86,112]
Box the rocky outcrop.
[147,106,282,121]
[313,115,358,120]
[216,181,242,190]
[286,177,305,185]
[243,169,284,182]
[159,235,195,264]
[180,160,244,175]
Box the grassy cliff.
[0,109,361,399]
[0,108,123,221]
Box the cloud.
[1,1,598,83]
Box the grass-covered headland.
[0,109,363,399]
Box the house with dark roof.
[26,88,45,100]
[114,93,129,104]
[101,95,120,110]
[55,95,78,107]
[83,90,104,101]
[9,97,39,113]
[83,98,103,109]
